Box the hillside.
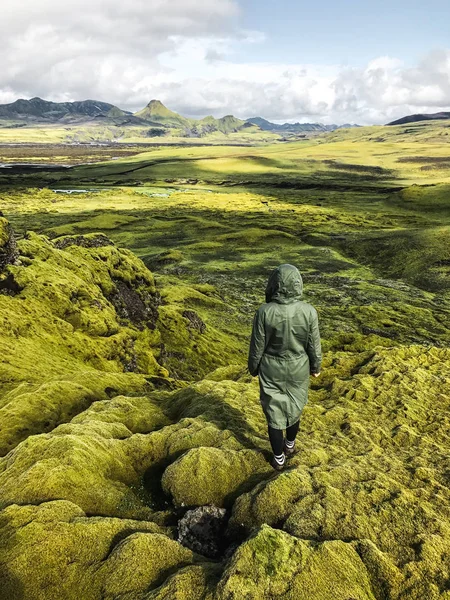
[0,97,277,144]
[387,111,450,125]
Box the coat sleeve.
[248,308,266,376]
[306,308,322,374]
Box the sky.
[1,0,449,124]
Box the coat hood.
[265,263,303,304]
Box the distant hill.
[387,112,450,126]
[198,114,249,134]
[0,97,151,125]
[134,100,190,128]
[0,97,126,120]
[246,117,359,133]
[134,100,250,135]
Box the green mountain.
[198,114,248,134]
[134,101,251,136]
[134,99,190,128]
[247,116,327,132]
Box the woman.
[248,264,322,471]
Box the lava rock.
[0,217,19,272]
[53,233,114,250]
[182,309,206,334]
[177,505,228,558]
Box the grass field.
[0,119,449,599]
[0,120,280,146]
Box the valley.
[0,118,449,600]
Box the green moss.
[217,525,378,599]
[144,564,220,600]
[0,380,100,456]
[158,378,268,449]
[96,532,195,597]
[48,213,140,236]
[0,500,202,600]
[157,304,244,381]
[230,467,314,532]
[69,394,170,434]
[162,447,271,508]
[0,379,254,518]
[0,231,167,395]
[0,217,9,247]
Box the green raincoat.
[248,264,322,429]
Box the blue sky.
[239,0,450,65]
[1,0,449,124]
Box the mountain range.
[246,116,357,133]
[3,96,446,137]
[0,97,356,135]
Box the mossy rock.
[161,447,271,508]
[68,394,171,434]
[0,374,150,456]
[0,386,247,518]
[217,524,378,599]
[96,532,195,598]
[158,378,268,450]
[229,466,314,532]
[143,564,220,600]
[0,500,205,600]
[0,229,166,396]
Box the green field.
[0,120,449,599]
[0,120,280,145]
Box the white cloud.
[0,0,449,124]
[0,0,239,103]
[330,50,450,123]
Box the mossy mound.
[0,500,213,600]
[0,220,244,460]
[218,524,379,599]
[0,374,149,456]
[0,380,252,519]
[0,223,173,461]
[162,447,271,508]
[0,227,164,388]
[157,376,267,449]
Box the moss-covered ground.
[0,120,449,599]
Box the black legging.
[268,419,300,456]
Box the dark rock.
[0,273,22,296]
[182,310,206,334]
[159,343,185,364]
[362,325,399,340]
[177,505,228,558]
[53,234,114,250]
[0,219,19,272]
[109,278,160,329]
